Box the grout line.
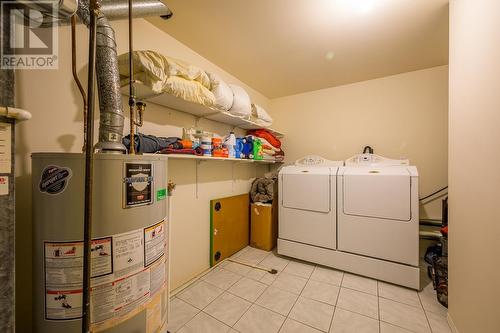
[200,290,253,328]
[181,308,230,332]
[335,300,379,322]
[379,319,421,333]
[280,264,334,333]
[201,309,235,330]
[377,294,423,309]
[375,279,381,327]
[328,306,337,333]
[338,284,378,297]
[417,287,434,333]
[221,293,255,330]
[201,269,243,291]
[327,271,342,333]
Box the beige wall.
[269,66,449,219]
[15,19,269,332]
[448,1,500,332]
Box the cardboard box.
[250,201,278,251]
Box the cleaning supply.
[241,136,253,159]
[184,127,202,149]
[180,139,193,149]
[212,137,227,157]
[253,138,263,160]
[235,138,244,158]
[223,132,236,158]
[201,133,213,156]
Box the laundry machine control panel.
[345,154,409,166]
[295,155,344,167]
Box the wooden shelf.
[121,81,284,138]
[165,154,282,164]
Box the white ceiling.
[149,0,449,98]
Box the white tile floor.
[167,247,451,333]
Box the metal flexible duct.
[101,0,173,20]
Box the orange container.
[212,137,222,148]
[180,140,193,149]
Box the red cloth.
[248,129,281,148]
[441,225,448,236]
[159,147,203,156]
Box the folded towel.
[159,147,203,156]
[248,129,281,148]
[228,84,252,117]
[207,72,234,111]
[262,148,277,156]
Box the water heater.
[32,153,169,333]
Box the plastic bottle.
[201,133,213,157]
[253,138,263,160]
[224,132,236,158]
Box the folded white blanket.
[118,50,212,93]
[207,72,234,111]
[251,104,273,123]
[228,84,252,117]
[249,103,273,127]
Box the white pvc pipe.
[0,106,31,121]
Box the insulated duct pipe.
[77,0,126,152]
[20,0,79,26]
[101,0,173,20]
[23,0,172,26]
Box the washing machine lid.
[341,166,412,221]
[281,166,333,213]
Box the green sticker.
[157,188,167,201]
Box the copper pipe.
[128,0,136,154]
[82,0,98,331]
[135,101,146,127]
[71,15,88,152]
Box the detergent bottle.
[235,138,244,158]
[242,136,253,159]
[253,138,264,160]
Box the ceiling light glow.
[336,0,377,14]
[325,51,336,61]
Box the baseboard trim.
[447,313,459,333]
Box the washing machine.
[278,153,420,289]
[337,153,419,266]
[278,156,343,250]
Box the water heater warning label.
[91,237,113,278]
[43,221,169,329]
[144,221,165,267]
[44,242,84,320]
